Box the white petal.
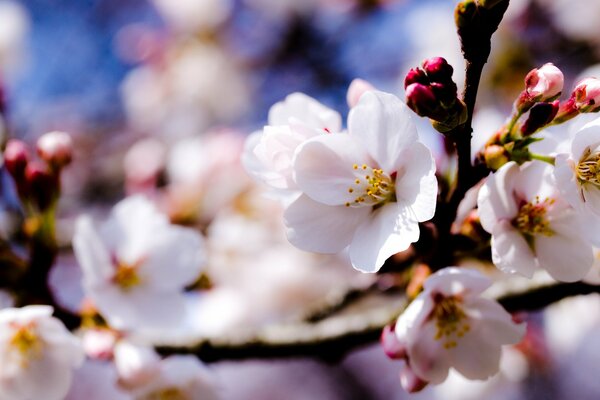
[73,216,113,283]
[283,194,368,254]
[140,225,205,290]
[407,320,451,384]
[268,92,342,133]
[554,154,584,211]
[514,160,556,201]
[349,202,419,272]
[448,327,503,381]
[293,133,371,206]
[348,91,418,172]
[535,232,593,282]
[423,267,491,297]
[465,297,525,346]
[571,117,600,160]
[490,221,537,278]
[241,130,291,190]
[582,184,600,217]
[395,141,438,222]
[477,162,519,232]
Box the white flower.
[0,305,84,400]
[243,92,342,196]
[394,268,525,387]
[65,360,131,400]
[284,90,437,272]
[477,161,595,282]
[151,0,231,33]
[555,117,600,217]
[73,195,205,332]
[114,342,218,400]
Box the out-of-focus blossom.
[243,92,342,198]
[285,91,437,272]
[81,328,119,360]
[0,0,29,76]
[151,0,232,33]
[73,195,205,332]
[166,130,250,222]
[477,161,595,282]
[121,42,249,140]
[36,131,73,169]
[538,0,600,52]
[65,360,131,400]
[114,342,219,400]
[394,268,525,391]
[124,138,166,195]
[0,306,84,400]
[555,117,600,217]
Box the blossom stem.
[529,152,555,165]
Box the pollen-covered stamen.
[576,147,600,186]
[431,295,470,349]
[111,255,143,290]
[10,322,43,366]
[345,163,395,208]
[145,387,188,400]
[513,196,555,237]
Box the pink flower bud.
[381,324,407,360]
[405,83,440,118]
[37,131,73,169]
[524,63,564,101]
[422,57,453,82]
[346,78,375,108]
[573,77,600,112]
[404,67,428,89]
[4,139,29,178]
[399,364,428,393]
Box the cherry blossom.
[478,161,595,282]
[243,92,342,197]
[284,90,437,272]
[73,195,205,332]
[555,117,600,217]
[394,268,525,389]
[0,306,84,400]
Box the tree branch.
[156,278,600,363]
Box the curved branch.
[156,279,600,362]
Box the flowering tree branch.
[157,279,600,362]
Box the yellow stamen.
[514,196,555,237]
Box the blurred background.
[3,0,600,398]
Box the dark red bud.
[521,100,559,136]
[422,57,454,82]
[4,139,29,178]
[405,83,439,117]
[404,68,429,89]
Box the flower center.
[113,261,142,290]
[576,147,600,186]
[10,323,43,366]
[345,164,396,208]
[432,295,470,349]
[513,196,554,237]
[143,388,189,400]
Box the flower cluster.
[244,86,438,272]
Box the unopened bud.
[521,101,559,136]
[524,63,564,102]
[484,144,509,170]
[404,68,429,89]
[455,0,477,31]
[25,163,57,211]
[347,79,375,108]
[381,324,407,360]
[37,131,73,169]
[573,77,600,112]
[422,57,454,83]
[4,139,29,178]
[399,364,428,393]
[405,83,440,118]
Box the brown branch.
[156,279,600,363]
